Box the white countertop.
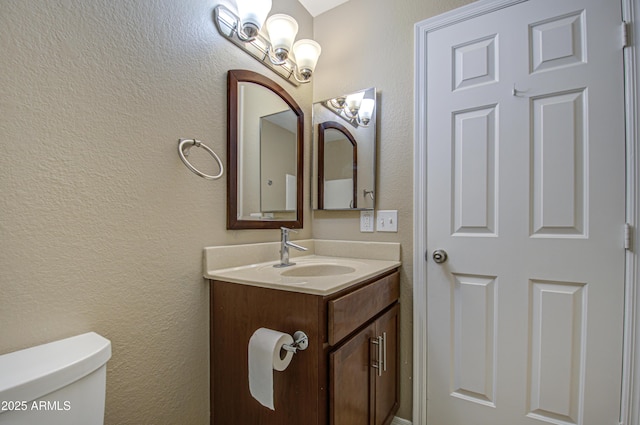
[203,240,401,296]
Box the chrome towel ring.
[178,138,224,180]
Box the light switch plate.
[377,210,398,232]
[360,210,374,232]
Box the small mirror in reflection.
[318,122,357,209]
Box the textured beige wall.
[0,0,312,424]
[0,0,477,423]
[311,0,473,420]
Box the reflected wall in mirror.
[313,87,376,210]
[227,70,303,229]
[260,110,298,213]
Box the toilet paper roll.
[248,328,295,410]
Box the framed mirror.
[227,70,304,229]
[312,87,376,210]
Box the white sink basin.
[280,264,356,277]
[205,255,401,295]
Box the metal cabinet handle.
[371,336,383,377]
[382,332,387,372]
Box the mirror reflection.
[318,122,357,209]
[313,87,376,210]
[260,110,297,213]
[227,70,303,229]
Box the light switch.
[376,210,398,232]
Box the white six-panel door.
[423,0,625,424]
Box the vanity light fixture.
[323,92,375,127]
[345,91,365,118]
[358,99,375,126]
[329,96,347,110]
[213,2,322,86]
[235,0,272,40]
[266,14,298,64]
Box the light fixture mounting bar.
[213,5,300,87]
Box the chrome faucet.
[274,227,308,268]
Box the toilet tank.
[0,332,111,425]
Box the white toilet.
[0,332,111,425]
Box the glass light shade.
[345,91,365,115]
[330,96,347,109]
[358,98,375,123]
[266,14,298,55]
[293,39,321,77]
[236,0,272,38]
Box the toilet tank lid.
[0,332,111,402]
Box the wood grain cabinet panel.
[328,272,399,345]
[330,304,399,425]
[330,322,376,425]
[374,305,400,425]
[209,269,400,425]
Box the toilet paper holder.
[282,331,309,354]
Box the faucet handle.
[280,226,298,234]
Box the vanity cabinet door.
[374,304,399,425]
[330,304,399,425]
[330,322,376,425]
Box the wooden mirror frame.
[317,121,358,210]
[227,70,304,229]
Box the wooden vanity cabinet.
[330,304,399,425]
[209,268,400,425]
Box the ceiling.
[297,0,349,17]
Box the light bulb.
[236,0,272,39]
[358,98,375,125]
[330,96,347,110]
[292,39,321,81]
[266,14,298,63]
[345,91,365,116]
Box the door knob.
[432,249,448,264]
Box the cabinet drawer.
[328,271,399,345]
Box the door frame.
[412,0,640,424]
